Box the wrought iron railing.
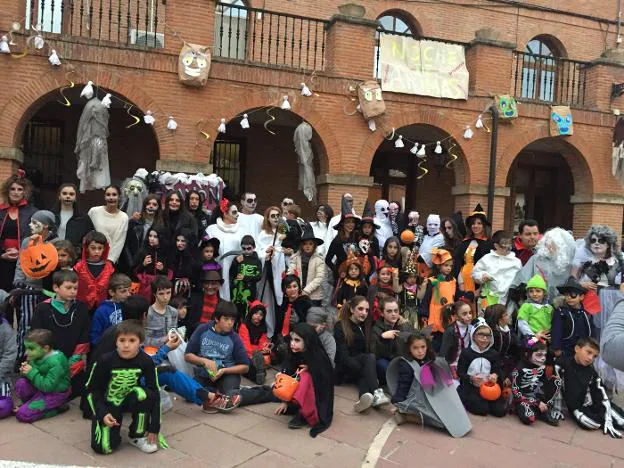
[214,2,329,70]
[512,51,588,106]
[25,0,166,48]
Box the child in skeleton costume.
[440,300,473,379]
[551,276,592,358]
[373,200,393,249]
[557,337,624,438]
[404,211,425,249]
[360,200,381,258]
[86,321,162,454]
[205,198,243,302]
[388,333,472,437]
[0,299,17,419]
[15,329,71,423]
[417,215,445,278]
[510,341,563,426]
[229,235,262,323]
[456,317,506,417]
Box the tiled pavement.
[2,374,624,468]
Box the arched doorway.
[19,87,159,209]
[213,108,327,217]
[369,124,464,216]
[505,138,576,232]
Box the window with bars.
[212,139,245,197]
[22,120,65,187]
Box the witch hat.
[299,222,324,245]
[557,276,588,295]
[334,195,361,230]
[465,203,490,227]
[361,199,380,228]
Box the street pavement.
[1,371,624,467]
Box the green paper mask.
[496,95,518,119]
[24,340,46,361]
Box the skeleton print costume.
[511,357,563,426]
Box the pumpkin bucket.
[479,381,502,401]
[272,372,300,402]
[19,235,58,279]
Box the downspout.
[618,0,623,47]
[487,105,499,223]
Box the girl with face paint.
[133,226,171,302]
[186,190,211,240]
[88,185,129,264]
[510,341,563,426]
[162,191,198,247]
[121,194,162,273]
[52,183,94,251]
[169,227,198,298]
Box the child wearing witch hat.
[359,200,381,258]
[336,249,368,310]
[288,223,326,307]
[325,196,361,282]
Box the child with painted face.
[229,235,262,323]
[336,252,368,309]
[517,274,553,344]
[440,300,474,379]
[15,329,71,423]
[144,276,178,348]
[551,276,592,358]
[558,337,624,438]
[133,226,171,303]
[510,341,563,426]
[333,295,390,413]
[389,332,472,437]
[456,317,506,417]
[170,227,198,298]
[86,321,162,454]
[31,270,90,398]
[276,275,312,348]
[274,323,334,437]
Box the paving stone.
[33,408,92,444]
[159,409,202,437]
[0,431,98,467]
[236,450,309,468]
[312,442,366,467]
[72,437,189,467]
[322,411,389,450]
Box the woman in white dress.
[256,206,287,338]
[309,204,333,258]
[205,198,243,301]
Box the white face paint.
[268,209,280,229]
[375,200,389,220]
[29,219,45,235]
[530,350,547,367]
[408,211,419,226]
[426,214,441,236]
[589,235,608,258]
[241,193,257,214]
[225,205,239,224]
[389,202,399,217]
[359,238,370,254]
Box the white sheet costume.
[374,199,393,248]
[419,214,446,267]
[472,250,522,306]
[206,219,243,300]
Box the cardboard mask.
[358,80,386,120]
[496,95,518,120]
[178,43,211,87]
[550,106,573,136]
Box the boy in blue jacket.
[90,274,132,346]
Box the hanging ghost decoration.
[178,43,211,87]
[75,98,111,193]
[357,80,386,120]
[293,121,316,202]
[495,95,518,120]
[550,106,573,136]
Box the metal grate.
[212,139,245,197]
[22,120,64,187]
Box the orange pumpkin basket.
[480,381,502,401]
[272,371,300,402]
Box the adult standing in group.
[52,183,93,256]
[453,204,493,300]
[205,198,243,302]
[161,191,197,245]
[513,219,540,266]
[256,206,287,338]
[309,204,333,258]
[325,193,355,246]
[88,185,129,264]
[441,217,462,253]
[121,194,162,274]
[186,189,211,241]
[237,192,263,238]
[0,170,37,293]
[325,198,360,282]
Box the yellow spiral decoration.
[445,151,458,169]
[125,105,141,129]
[56,80,74,107]
[417,159,429,179]
[264,107,276,135]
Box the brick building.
[2,0,624,234]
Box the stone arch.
[496,127,594,194]
[518,31,570,59]
[201,88,341,174]
[0,69,174,157]
[357,109,470,184]
[375,8,423,37]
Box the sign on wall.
[378,33,469,100]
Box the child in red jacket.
[238,300,270,385]
[74,231,115,314]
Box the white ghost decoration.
[301,83,312,97]
[0,36,10,54]
[281,96,291,110]
[395,135,404,148]
[33,35,44,49]
[48,49,61,66]
[463,126,474,139]
[101,93,112,108]
[167,116,178,130]
[240,114,250,129]
[143,110,155,125]
[80,81,94,99]
[218,118,226,133]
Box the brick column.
[325,15,378,79]
[585,50,624,113]
[466,29,516,96]
[452,184,510,231]
[571,194,624,238]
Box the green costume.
[517,275,553,336]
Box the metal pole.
[487,105,499,222]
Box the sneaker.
[252,351,266,385]
[354,393,374,413]
[288,413,308,429]
[372,388,391,408]
[129,436,158,453]
[539,411,560,427]
[203,393,241,413]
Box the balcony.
[214,2,329,70]
[24,0,166,48]
[512,51,588,106]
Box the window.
[375,12,417,79]
[23,120,64,187]
[215,0,248,60]
[212,139,245,196]
[521,38,558,102]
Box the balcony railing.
[25,0,166,48]
[214,2,328,70]
[512,51,588,106]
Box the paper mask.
[358,80,386,120]
[550,106,573,136]
[496,95,518,120]
[426,214,441,237]
[178,43,211,87]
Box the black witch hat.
[360,199,380,229]
[333,195,361,230]
[299,222,324,245]
[465,203,490,228]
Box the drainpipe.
[487,105,499,223]
[618,0,623,47]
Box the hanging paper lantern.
[281,96,291,110]
[167,116,178,130]
[301,82,312,96]
[394,135,404,148]
[410,143,419,155]
[218,118,226,133]
[143,110,155,125]
[240,114,250,129]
